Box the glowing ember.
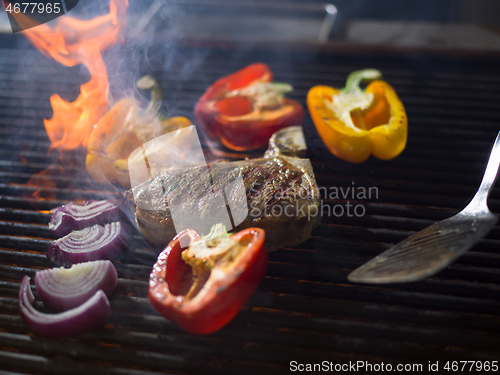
[27,164,64,200]
[22,0,128,151]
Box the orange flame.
[21,0,129,151]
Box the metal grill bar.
[1,40,500,374]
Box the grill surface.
[1,35,500,374]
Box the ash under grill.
[1,37,500,374]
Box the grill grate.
[1,37,500,374]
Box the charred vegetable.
[47,222,129,267]
[35,260,117,312]
[264,125,307,158]
[19,276,110,339]
[49,200,121,237]
[195,63,304,151]
[149,225,268,334]
[86,75,191,188]
[307,69,407,163]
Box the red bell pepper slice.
[149,224,268,334]
[195,63,304,151]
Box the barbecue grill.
[1,23,500,375]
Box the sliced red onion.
[49,200,121,237]
[35,260,118,312]
[47,222,129,267]
[18,276,110,338]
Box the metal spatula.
[348,131,500,284]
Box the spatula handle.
[466,131,500,212]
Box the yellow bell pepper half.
[86,76,192,188]
[307,69,407,163]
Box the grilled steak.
[127,156,321,252]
